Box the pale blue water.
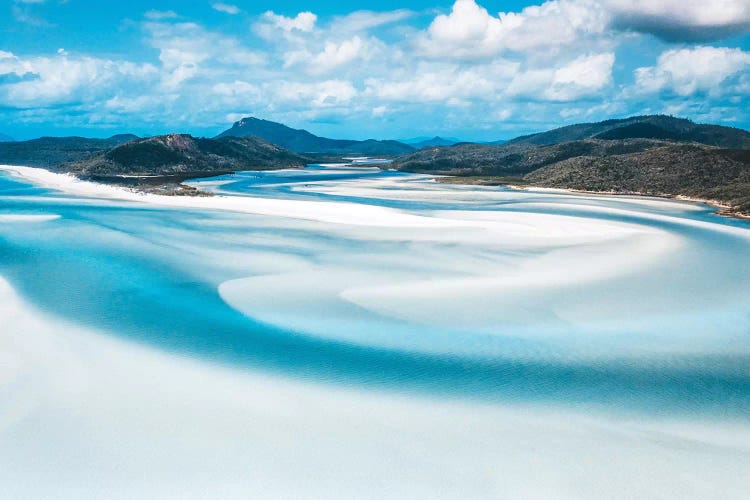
[2,166,750,417]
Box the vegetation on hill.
[393,115,750,216]
[505,115,750,149]
[392,139,668,176]
[65,134,308,176]
[523,146,750,214]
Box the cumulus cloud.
[257,9,403,76]
[309,37,366,73]
[3,0,750,137]
[417,0,609,59]
[634,46,750,96]
[546,53,615,101]
[365,61,518,103]
[255,11,318,39]
[416,0,750,59]
[144,21,265,89]
[0,50,157,108]
[606,0,750,42]
[505,53,615,101]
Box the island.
[1,114,749,216]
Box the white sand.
[2,166,750,498]
[0,214,60,222]
[0,165,454,228]
[2,275,750,499]
[7,164,748,352]
[291,174,708,212]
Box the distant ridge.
[0,133,14,142]
[404,136,462,148]
[0,134,139,167]
[217,117,414,156]
[506,115,750,149]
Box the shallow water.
[2,167,750,411]
[1,165,750,498]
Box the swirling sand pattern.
[1,165,750,498]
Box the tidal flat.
[1,164,750,499]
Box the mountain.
[65,134,308,176]
[505,115,750,149]
[392,115,750,216]
[0,134,139,167]
[403,136,462,148]
[0,133,14,142]
[217,117,414,155]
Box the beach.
[1,164,750,498]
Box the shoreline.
[435,176,750,220]
[4,164,749,227]
[0,165,462,228]
[79,171,238,197]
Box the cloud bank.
[0,0,749,139]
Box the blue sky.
[1,0,750,141]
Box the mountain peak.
[217,116,414,155]
[406,136,461,148]
[234,116,264,127]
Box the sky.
[1,0,749,141]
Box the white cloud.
[144,21,265,90]
[505,53,614,102]
[209,81,261,109]
[260,10,395,76]
[546,52,615,101]
[417,0,609,59]
[0,50,157,108]
[635,46,750,96]
[495,108,512,120]
[211,3,240,15]
[416,0,750,62]
[212,80,258,97]
[270,80,357,107]
[308,37,366,74]
[281,41,368,74]
[255,11,317,39]
[3,0,750,138]
[366,62,514,103]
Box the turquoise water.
[2,166,750,417]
